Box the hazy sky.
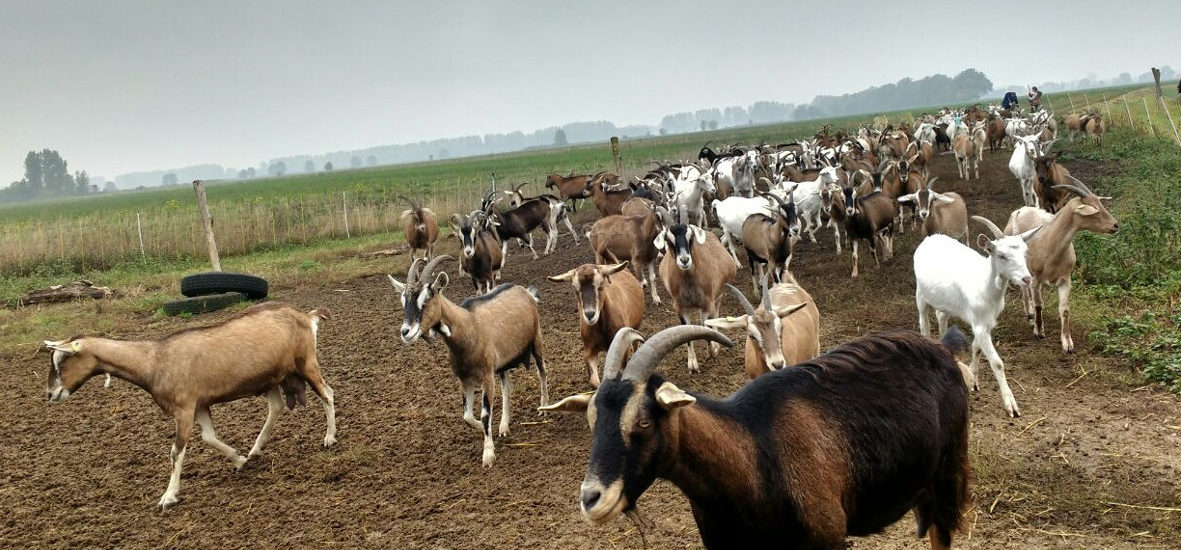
[1,0,1175,183]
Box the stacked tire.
[162,272,269,316]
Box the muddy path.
[2,148,1179,549]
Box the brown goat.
[587,211,665,304]
[44,303,335,509]
[399,196,439,260]
[985,116,1007,152]
[619,196,655,217]
[588,172,632,216]
[545,172,593,211]
[708,278,820,379]
[1082,115,1105,146]
[548,262,644,387]
[898,177,968,244]
[1032,149,1072,214]
[656,221,738,372]
[389,256,548,467]
[1005,178,1118,353]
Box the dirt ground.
[2,148,1179,549]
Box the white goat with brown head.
[389,255,548,467]
[44,303,336,509]
[548,262,644,387]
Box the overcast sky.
[1,0,1174,183]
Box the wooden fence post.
[136,211,145,257]
[1143,97,1156,136]
[610,136,623,176]
[342,191,351,238]
[192,180,222,271]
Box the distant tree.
[267,161,287,177]
[553,128,568,146]
[365,154,377,166]
[437,148,450,159]
[74,171,90,194]
[324,162,334,172]
[162,172,178,186]
[103,181,117,193]
[0,149,90,203]
[350,155,362,168]
[700,120,708,131]
[707,120,719,130]
[304,160,315,173]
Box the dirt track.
[2,149,1179,548]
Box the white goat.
[769,166,840,243]
[671,164,716,225]
[1009,134,1042,207]
[913,217,1042,417]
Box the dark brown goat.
[545,172,593,211]
[842,173,898,278]
[588,172,633,216]
[542,325,970,550]
[1033,150,1071,214]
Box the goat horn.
[398,195,418,210]
[417,255,456,286]
[761,274,772,310]
[1064,174,1095,196]
[1051,184,1089,198]
[971,215,1005,239]
[406,257,425,285]
[514,182,528,194]
[622,325,734,382]
[602,328,645,382]
[724,284,756,316]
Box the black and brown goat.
[542,325,971,550]
[655,217,737,373]
[548,262,644,387]
[842,173,898,278]
[450,211,503,294]
[740,192,800,294]
[399,196,439,261]
[389,255,548,467]
[1032,146,1074,214]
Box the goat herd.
[41,105,1118,549]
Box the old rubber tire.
[162,292,247,316]
[180,272,268,299]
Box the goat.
[821,182,848,253]
[1005,178,1118,352]
[654,218,737,373]
[985,116,1007,152]
[707,277,819,379]
[44,303,335,509]
[587,210,665,304]
[711,194,776,267]
[841,175,897,278]
[389,256,547,467]
[913,217,1042,417]
[541,325,971,550]
[450,211,503,294]
[1009,134,1043,207]
[1082,114,1105,146]
[951,122,983,180]
[548,262,644,387]
[545,171,593,211]
[399,196,439,261]
[740,192,800,294]
[588,172,633,216]
[898,178,968,244]
[769,166,840,243]
[1031,145,1076,214]
[670,163,716,225]
[620,196,655,217]
[500,183,581,253]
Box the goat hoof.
[499,425,510,438]
[158,494,179,510]
[233,455,248,470]
[323,435,337,448]
[482,449,496,468]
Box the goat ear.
[897,193,917,204]
[400,209,413,223]
[704,316,748,330]
[692,226,707,245]
[655,381,696,411]
[431,272,449,292]
[774,302,809,319]
[539,393,592,415]
[977,234,995,253]
[387,274,406,293]
[44,340,79,354]
[421,208,436,217]
[933,192,956,204]
[547,269,575,282]
[652,230,667,251]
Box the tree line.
[0,150,97,203]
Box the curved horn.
[1051,184,1089,198]
[1064,175,1095,196]
[601,328,645,382]
[417,255,455,286]
[406,257,425,285]
[925,176,939,190]
[724,284,756,316]
[513,182,528,194]
[622,325,734,382]
[397,195,419,210]
[971,215,1005,239]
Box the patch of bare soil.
[1,148,1178,548]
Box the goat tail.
[939,326,967,355]
[308,308,332,340]
[526,286,540,303]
